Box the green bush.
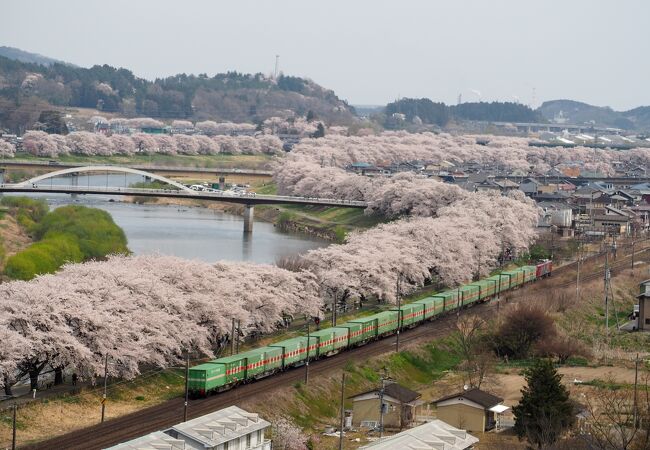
[4,205,129,280]
[1,196,48,223]
[34,205,128,258]
[4,235,83,280]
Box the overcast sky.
[2,0,649,110]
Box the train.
[188,260,553,397]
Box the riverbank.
[5,153,275,170]
[0,197,129,281]
[0,206,33,273]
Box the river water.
[8,173,328,264]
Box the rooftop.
[434,388,503,409]
[359,419,479,449]
[169,405,270,447]
[350,382,421,404]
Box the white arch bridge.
[0,165,367,233]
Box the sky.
[2,0,649,110]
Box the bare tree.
[581,376,650,450]
[447,315,495,388]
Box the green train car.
[188,262,551,397]
[310,327,348,356]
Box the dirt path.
[492,366,640,406]
[0,213,32,269]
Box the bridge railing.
[0,184,368,206]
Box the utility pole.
[604,250,610,339]
[305,318,311,384]
[231,318,236,355]
[633,353,639,429]
[576,240,581,303]
[631,240,636,272]
[184,352,190,422]
[236,320,241,353]
[396,273,402,353]
[332,292,338,327]
[338,373,346,450]
[379,376,387,440]
[11,403,16,450]
[101,354,108,423]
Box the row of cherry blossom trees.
[20,130,283,158]
[0,255,319,391]
[285,132,650,176]
[92,117,259,136]
[274,158,469,217]
[273,132,650,216]
[299,190,538,307]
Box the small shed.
[433,388,508,432]
[350,382,423,429]
[637,280,650,331]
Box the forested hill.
[383,98,543,128]
[0,53,355,132]
[538,99,650,131]
[0,46,72,67]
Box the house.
[519,177,540,197]
[592,206,632,235]
[359,419,479,449]
[433,388,508,433]
[350,382,424,429]
[108,406,271,450]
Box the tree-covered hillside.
[538,99,650,131]
[0,53,355,132]
[383,98,542,127]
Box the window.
[645,318,650,325]
[257,429,262,442]
[246,433,251,448]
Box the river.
[7,173,328,264]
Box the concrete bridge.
[0,165,367,233]
[0,160,273,185]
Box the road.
[19,241,649,449]
[0,185,367,208]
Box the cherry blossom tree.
[272,417,308,450]
[23,131,59,157]
[0,140,16,158]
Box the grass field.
[9,153,275,170]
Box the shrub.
[535,335,591,364]
[493,304,556,359]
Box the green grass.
[287,344,460,429]
[254,183,278,195]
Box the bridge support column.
[243,204,254,233]
[70,173,78,200]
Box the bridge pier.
[243,204,254,233]
[70,173,78,200]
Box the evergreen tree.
[312,122,325,138]
[513,359,574,449]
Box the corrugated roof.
[359,419,479,449]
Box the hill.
[537,99,650,131]
[382,98,542,128]
[0,46,73,67]
[0,50,355,133]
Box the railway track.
[20,240,649,449]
